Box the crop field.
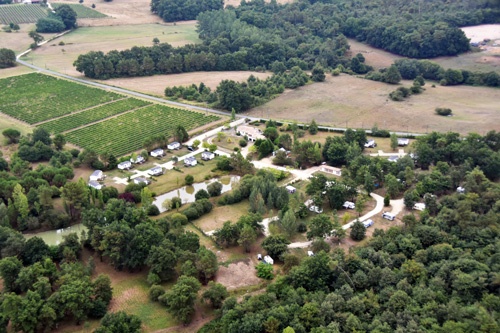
[39,98,151,133]
[0,73,122,124]
[52,3,106,18]
[65,104,220,156]
[0,4,47,24]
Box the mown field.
[52,3,106,18]
[0,73,122,124]
[39,97,151,133]
[0,4,47,24]
[65,104,220,156]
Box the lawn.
[0,73,122,124]
[245,74,500,135]
[193,200,250,233]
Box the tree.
[185,174,194,185]
[146,242,177,282]
[404,189,419,210]
[196,246,218,284]
[238,224,256,252]
[93,274,113,305]
[36,17,66,33]
[174,125,189,142]
[309,119,319,135]
[29,31,44,46]
[207,181,223,197]
[94,311,141,333]
[385,174,401,198]
[2,128,21,144]
[350,220,366,241]
[159,276,201,324]
[153,37,160,45]
[32,128,52,145]
[279,209,298,237]
[0,256,22,292]
[54,4,77,30]
[0,48,16,69]
[384,65,402,84]
[311,64,326,82]
[61,179,89,221]
[262,235,290,261]
[12,183,29,221]
[53,134,66,150]
[202,281,228,309]
[307,214,333,240]
[195,189,210,201]
[390,133,398,151]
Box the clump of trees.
[0,48,16,69]
[151,0,223,22]
[435,107,453,116]
[36,5,77,33]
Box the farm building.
[130,156,145,164]
[150,148,165,158]
[397,138,410,146]
[148,166,164,176]
[237,125,265,142]
[133,177,151,185]
[320,165,342,176]
[88,180,104,190]
[89,170,104,181]
[201,151,215,161]
[117,161,132,170]
[184,156,197,167]
[167,142,181,150]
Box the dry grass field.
[22,22,199,76]
[0,23,56,53]
[102,71,271,96]
[245,74,500,135]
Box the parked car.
[309,205,323,214]
[382,212,396,221]
[343,201,355,209]
[364,140,377,148]
[187,145,195,152]
[362,219,374,228]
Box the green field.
[65,104,220,156]
[39,98,151,133]
[0,73,122,124]
[0,4,47,24]
[52,3,106,19]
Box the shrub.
[149,285,165,302]
[170,196,182,209]
[384,194,390,207]
[195,189,210,201]
[239,139,247,147]
[311,238,330,253]
[146,205,160,216]
[207,182,223,197]
[256,262,274,280]
[185,174,194,185]
[350,220,366,241]
[435,108,452,116]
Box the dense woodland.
[151,0,223,22]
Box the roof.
[398,138,410,143]
[185,156,197,163]
[134,177,149,184]
[388,156,399,162]
[168,141,180,146]
[285,185,296,190]
[90,170,102,177]
[237,125,265,138]
[202,151,214,156]
[118,161,131,166]
[151,148,164,153]
[149,166,162,172]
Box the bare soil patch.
[347,38,403,69]
[244,74,500,135]
[216,259,261,290]
[460,24,500,44]
[102,71,271,96]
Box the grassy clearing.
[0,23,55,53]
[52,3,106,18]
[193,200,250,232]
[24,22,200,76]
[65,104,220,156]
[245,74,500,135]
[0,73,122,124]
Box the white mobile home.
[89,170,104,181]
[150,148,165,158]
[117,161,132,170]
[88,180,104,190]
[167,142,181,150]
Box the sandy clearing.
[347,38,403,69]
[216,260,262,290]
[244,74,500,135]
[461,24,500,43]
[101,71,272,95]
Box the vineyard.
[52,3,106,19]
[65,105,220,156]
[40,98,151,133]
[0,4,48,24]
[0,73,122,124]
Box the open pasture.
[65,104,220,156]
[245,74,500,135]
[39,97,151,133]
[0,73,121,124]
[0,4,47,24]
[52,3,107,19]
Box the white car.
[364,140,377,148]
[343,201,355,209]
[382,212,396,221]
[362,219,374,228]
[309,206,323,214]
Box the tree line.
[151,0,223,22]
[36,4,77,33]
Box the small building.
[133,177,151,185]
[388,156,399,163]
[184,156,197,167]
[320,166,342,176]
[88,180,104,190]
[150,148,165,158]
[285,185,296,194]
[167,142,181,150]
[130,156,145,164]
[117,161,132,170]
[89,170,104,181]
[201,151,215,161]
[264,255,274,265]
[397,138,410,146]
[148,166,164,176]
[237,125,265,142]
[364,139,376,148]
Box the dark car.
[187,146,194,151]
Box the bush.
[149,285,165,302]
[350,220,366,241]
[435,107,452,116]
[170,196,182,209]
[195,189,210,201]
[256,262,274,280]
[185,174,194,185]
[207,182,223,197]
[311,238,330,253]
[239,139,247,147]
[146,205,160,216]
[384,194,390,207]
